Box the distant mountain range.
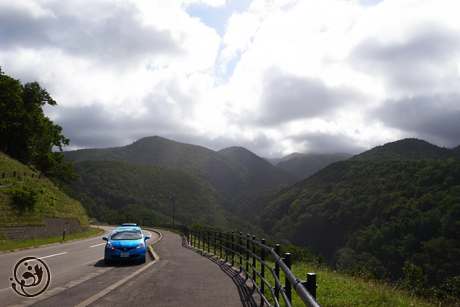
[64,136,299,200]
[275,153,352,179]
[64,137,460,195]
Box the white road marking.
[90,243,106,248]
[38,252,67,259]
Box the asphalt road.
[0,226,158,307]
[89,229,259,307]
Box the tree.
[0,67,78,185]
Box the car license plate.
[121,252,129,258]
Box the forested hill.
[64,136,298,199]
[257,138,460,288]
[350,138,459,161]
[71,160,257,232]
[218,146,299,185]
[275,153,352,179]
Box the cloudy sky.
[1,0,460,158]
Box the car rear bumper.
[104,247,147,260]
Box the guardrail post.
[307,273,317,299]
[252,235,256,282]
[239,232,243,272]
[219,229,223,259]
[203,228,206,252]
[285,253,292,302]
[211,230,214,254]
[261,239,266,306]
[246,234,250,279]
[212,230,215,254]
[226,232,229,263]
[207,228,210,253]
[193,229,196,247]
[274,244,280,302]
[231,231,235,266]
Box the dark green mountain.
[266,152,307,165]
[257,139,460,287]
[350,138,456,161]
[71,160,257,232]
[218,146,299,187]
[64,136,297,199]
[276,153,352,179]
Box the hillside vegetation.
[276,153,352,179]
[70,160,260,233]
[64,136,298,199]
[256,139,460,295]
[0,151,90,239]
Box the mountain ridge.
[276,153,352,179]
[218,146,299,186]
[64,136,298,199]
[350,138,458,161]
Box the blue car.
[103,225,150,264]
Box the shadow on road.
[93,259,145,268]
[182,239,260,307]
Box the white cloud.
[2,0,460,158]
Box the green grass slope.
[0,151,90,239]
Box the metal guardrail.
[183,227,321,307]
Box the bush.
[10,184,39,211]
[398,260,428,294]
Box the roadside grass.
[284,262,438,307]
[191,239,442,307]
[254,259,441,307]
[0,227,103,252]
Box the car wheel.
[139,256,146,264]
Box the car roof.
[113,225,142,230]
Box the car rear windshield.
[110,228,143,240]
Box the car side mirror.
[102,237,108,241]
[144,236,150,240]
